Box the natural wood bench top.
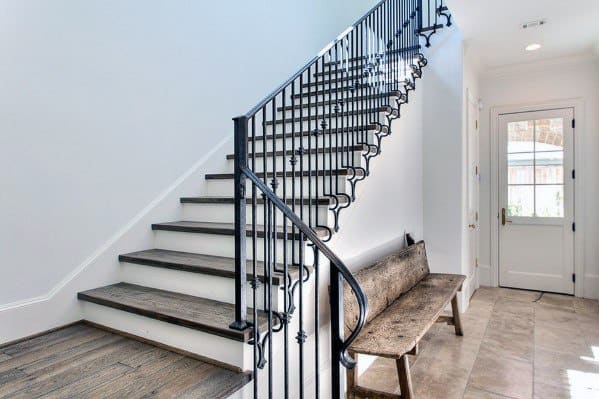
[343,240,466,399]
[349,273,465,358]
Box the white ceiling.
[446,0,599,69]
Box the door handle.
[501,208,512,225]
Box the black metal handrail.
[229,0,450,397]
[241,166,368,363]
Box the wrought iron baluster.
[314,59,320,230]
[297,232,305,399]
[266,198,273,399]
[280,88,290,399]
[307,68,313,229]
[313,247,320,398]
[251,117,259,399]
[231,116,248,331]
[231,1,449,396]
[262,107,268,311]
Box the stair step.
[181,196,347,206]
[277,91,402,112]
[317,60,419,77]
[264,107,395,126]
[419,23,444,33]
[225,144,370,160]
[78,283,267,342]
[292,88,401,100]
[308,69,386,84]
[296,81,399,95]
[151,221,329,240]
[247,124,387,141]
[119,249,298,284]
[301,75,409,89]
[205,169,362,180]
[323,44,421,66]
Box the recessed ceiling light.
[526,43,542,51]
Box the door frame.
[489,98,585,297]
[466,88,480,299]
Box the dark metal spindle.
[231,1,446,396]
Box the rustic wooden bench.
[344,241,465,399]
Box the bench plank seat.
[343,241,466,399]
[349,273,465,358]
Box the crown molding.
[481,52,599,79]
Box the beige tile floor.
[359,287,599,399]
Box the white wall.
[0,0,378,308]
[421,26,469,306]
[478,55,599,298]
[460,45,481,302]
[330,89,424,273]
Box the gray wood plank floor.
[0,323,250,398]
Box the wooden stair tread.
[311,69,386,80]
[151,221,329,239]
[247,124,388,141]
[0,322,251,398]
[277,91,402,111]
[323,44,421,66]
[264,107,395,125]
[294,82,397,95]
[180,196,348,205]
[225,144,370,159]
[419,23,444,33]
[119,249,295,284]
[317,61,417,76]
[301,75,409,89]
[205,169,365,180]
[78,283,266,342]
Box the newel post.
[230,116,249,331]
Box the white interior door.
[498,108,574,294]
[467,96,479,285]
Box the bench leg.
[451,294,464,336]
[396,355,413,399]
[346,351,358,399]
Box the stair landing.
[0,322,250,398]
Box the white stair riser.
[80,301,252,370]
[120,262,284,311]
[182,203,332,228]
[204,176,353,197]
[226,151,366,174]
[153,230,317,264]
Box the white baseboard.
[477,264,492,287]
[583,274,599,299]
[457,269,477,312]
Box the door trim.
[489,98,585,297]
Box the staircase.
[77,0,450,397]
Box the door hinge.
[572,169,575,179]
[572,222,576,232]
[475,257,479,268]
[572,273,576,283]
[572,119,576,129]
[475,120,478,129]
[475,211,479,222]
